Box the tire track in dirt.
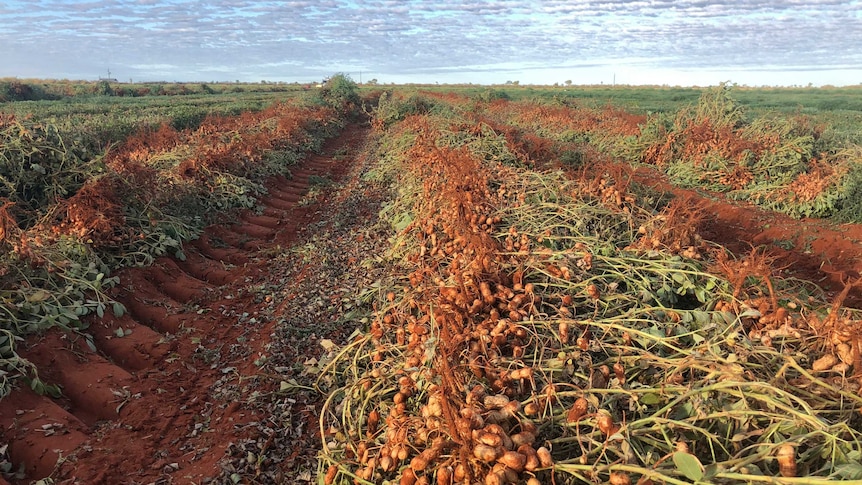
[0,123,368,484]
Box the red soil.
[0,124,367,484]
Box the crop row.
[405,85,862,222]
[318,92,862,484]
[0,76,361,397]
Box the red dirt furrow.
[175,250,236,285]
[205,224,255,250]
[229,221,276,239]
[0,123,369,484]
[261,205,291,219]
[87,312,170,370]
[146,258,215,302]
[0,389,89,478]
[260,194,299,210]
[17,331,134,425]
[241,213,282,229]
[289,170,318,179]
[114,272,193,334]
[189,233,249,265]
[267,185,306,200]
[281,181,309,191]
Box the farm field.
[2,79,862,484]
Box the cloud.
[0,0,859,85]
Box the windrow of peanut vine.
[318,92,862,485]
[464,84,862,222]
[1,76,360,397]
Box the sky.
[1,0,860,87]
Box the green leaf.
[703,463,720,481]
[740,308,761,319]
[672,402,695,420]
[26,289,52,303]
[393,212,413,232]
[30,378,60,398]
[835,463,862,479]
[44,383,62,399]
[692,310,710,325]
[646,325,664,338]
[96,304,105,319]
[671,272,689,286]
[641,393,662,405]
[112,302,126,317]
[673,451,704,481]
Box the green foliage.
[470,83,862,221]
[1,258,117,335]
[371,91,436,129]
[116,210,200,267]
[828,148,862,222]
[559,147,587,168]
[0,116,104,226]
[77,81,293,98]
[691,82,746,128]
[0,81,56,102]
[313,73,360,114]
[362,131,418,185]
[169,107,209,131]
[1,248,121,397]
[474,88,510,102]
[261,149,303,176]
[673,452,704,481]
[742,117,813,182]
[438,121,524,168]
[97,80,113,96]
[642,85,862,220]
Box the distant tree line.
[0,79,303,102]
[0,81,59,102]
